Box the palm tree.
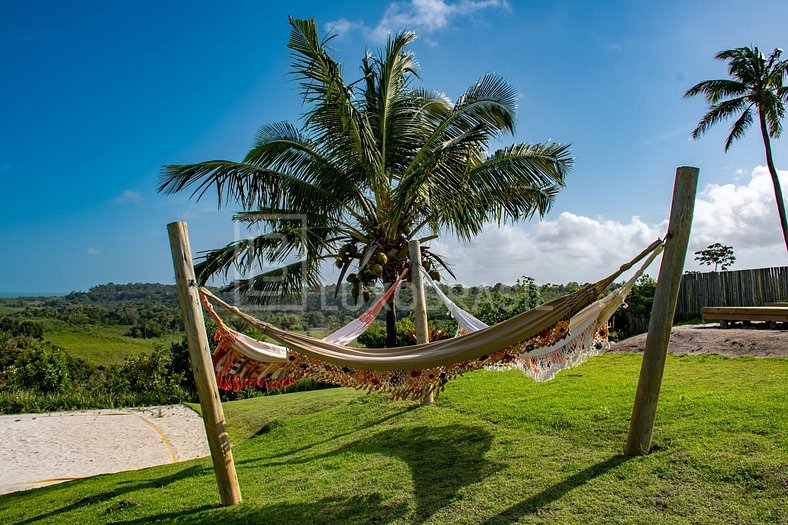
[685,46,788,250]
[159,17,572,346]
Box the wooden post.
[408,239,432,406]
[168,222,242,505]
[625,167,699,456]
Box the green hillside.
[1,354,785,524]
[40,320,181,366]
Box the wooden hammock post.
[167,221,242,506]
[625,166,699,456]
[408,239,433,406]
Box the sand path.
[0,404,209,495]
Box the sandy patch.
[611,323,788,357]
[0,404,209,495]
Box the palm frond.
[724,106,754,151]
[690,97,748,139]
[287,17,382,183]
[759,90,784,138]
[406,143,570,240]
[684,79,747,102]
[395,74,518,197]
[194,219,333,285]
[223,259,323,304]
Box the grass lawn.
[0,353,785,524]
[37,319,181,366]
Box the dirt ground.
[611,323,788,357]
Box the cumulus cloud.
[114,189,142,204]
[435,166,787,285]
[691,166,784,250]
[327,0,508,42]
[441,214,664,285]
[324,18,366,37]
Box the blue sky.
[1,0,786,293]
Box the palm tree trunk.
[385,293,397,347]
[759,112,788,251]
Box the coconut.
[375,252,388,265]
[370,264,383,276]
[347,273,358,283]
[429,270,440,281]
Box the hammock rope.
[198,239,664,399]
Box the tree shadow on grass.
[17,424,494,524]
[130,423,496,524]
[109,493,408,525]
[240,405,418,464]
[347,424,499,521]
[479,454,632,524]
[11,464,212,525]
[255,423,499,522]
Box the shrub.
[9,343,71,392]
[612,274,657,338]
[358,317,416,348]
[475,276,542,325]
[102,347,188,405]
[0,317,44,339]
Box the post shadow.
[479,454,632,524]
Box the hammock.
[205,269,409,390]
[200,239,663,399]
[420,244,663,381]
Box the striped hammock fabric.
[200,240,663,400]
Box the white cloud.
[442,214,664,285]
[86,247,102,256]
[326,0,508,42]
[114,189,142,204]
[435,166,787,285]
[324,18,366,38]
[690,165,786,261]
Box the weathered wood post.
[168,222,242,505]
[625,167,699,456]
[408,239,432,406]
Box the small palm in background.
[685,46,788,250]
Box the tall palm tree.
[685,46,788,250]
[159,17,572,346]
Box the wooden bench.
[702,306,788,329]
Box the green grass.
[39,319,180,366]
[1,354,785,524]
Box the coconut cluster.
[336,244,393,301]
[335,241,442,301]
